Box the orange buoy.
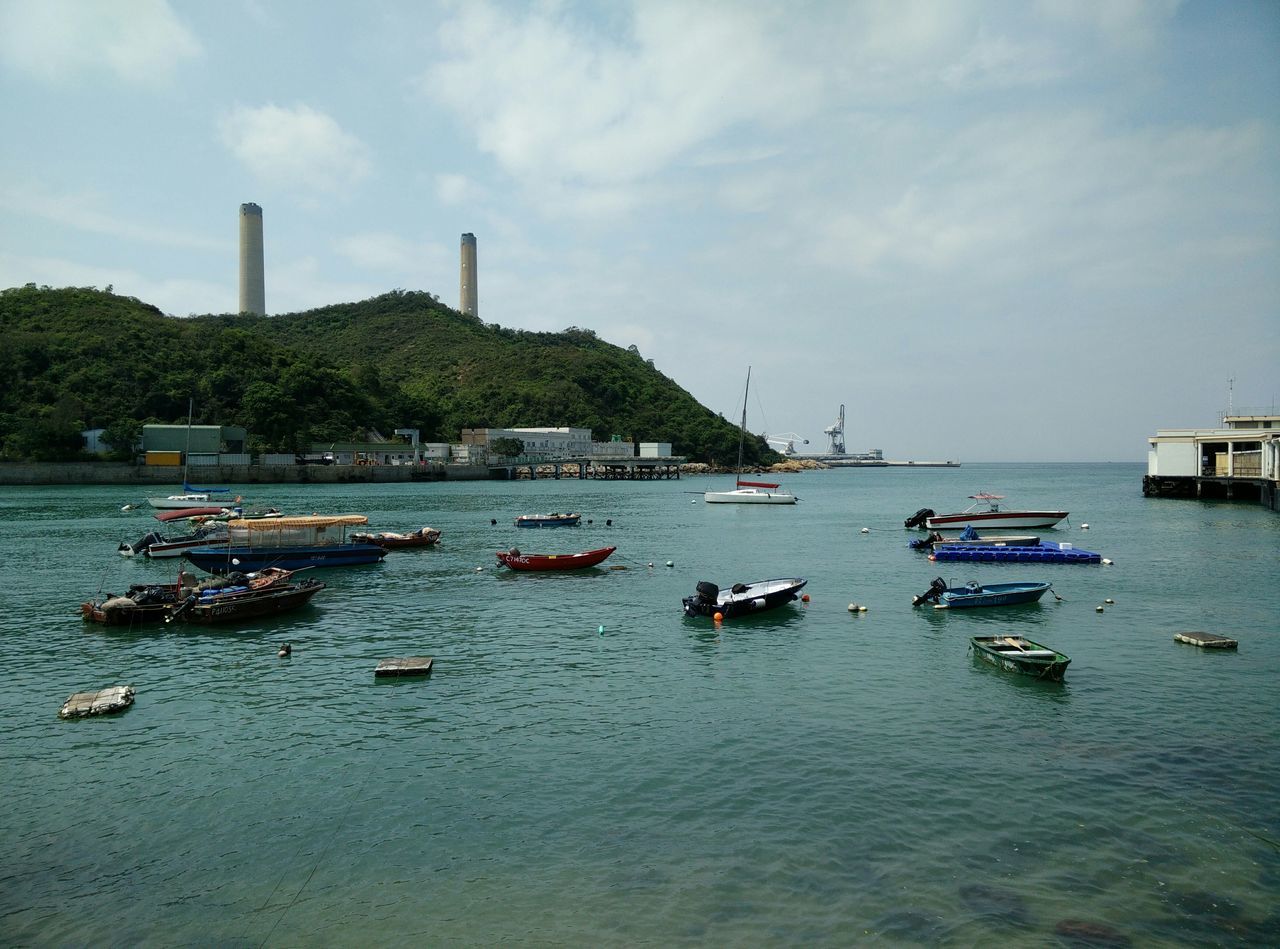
[713,612,724,622]
[801,594,810,602]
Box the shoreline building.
[1146,410,1278,510]
[460,232,477,317]
[239,203,265,316]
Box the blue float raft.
[929,542,1102,564]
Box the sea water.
[1,463,1278,945]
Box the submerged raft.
[59,685,135,719]
[930,542,1101,564]
[375,657,434,677]
[1174,631,1238,649]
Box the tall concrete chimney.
[460,232,477,317]
[239,202,265,315]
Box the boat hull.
[682,578,807,618]
[925,511,1067,530]
[148,493,237,510]
[352,528,441,549]
[183,543,386,573]
[971,636,1071,681]
[936,581,1052,609]
[515,514,581,528]
[704,488,796,504]
[180,580,324,623]
[497,546,616,571]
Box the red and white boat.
[911,494,1068,531]
[495,545,616,571]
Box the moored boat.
[682,577,807,619]
[515,513,581,528]
[907,527,1041,550]
[183,514,386,573]
[912,577,1053,609]
[167,575,325,624]
[81,567,301,626]
[971,635,1071,681]
[496,545,616,571]
[118,523,228,558]
[351,526,441,549]
[705,368,796,505]
[906,494,1067,531]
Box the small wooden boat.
[351,526,441,549]
[682,577,807,619]
[913,577,1052,609]
[971,635,1071,681]
[496,545,616,571]
[515,513,581,528]
[81,568,301,626]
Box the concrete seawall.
[0,462,492,486]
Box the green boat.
[970,635,1071,682]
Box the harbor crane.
[765,433,808,455]
[825,405,846,455]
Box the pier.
[488,455,684,481]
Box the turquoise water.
[2,464,1278,946]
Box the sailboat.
[146,400,240,510]
[704,368,796,505]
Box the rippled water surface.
[2,464,1278,945]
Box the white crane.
[765,433,808,455]
[824,404,846,455]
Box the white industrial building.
[1146,412,1279,508]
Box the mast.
[735,367,750,483]
[183,397,193,489]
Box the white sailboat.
[704,368,796,505]
[146,399,240,510]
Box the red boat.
[496,545,617,571]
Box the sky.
[1,0,1277,462]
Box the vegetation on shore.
[0,284,774,465]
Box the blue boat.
[183,514,386,573]
[930,542,1101,564]
[913,577,1053,609]
[515,513,581,528]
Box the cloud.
[0,0,201,84]
[0,250,227,316]
[423,1,823,211]
[0,183,222,251]
[435,173,485,207]
[218,104,373,197]
[334,232,451,276]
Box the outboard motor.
[904,508,934,529]
[912,577,948,606]
[695,581,719,603]
[119,531,164,557]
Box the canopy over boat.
[225,514,368,530]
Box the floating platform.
[930,542,1102,564]
[375,657,434,677]
[59,685,135,719]
[1174,631,1238,649]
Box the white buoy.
[848,603,857,612]
[475,566,484,571]
[1096,605,1104,613]
[1081,523,1089,529]
[1105,598,1114,604]
[860,527,869,534]
[1102,558,1113,565]
[860,605,868,612]
[666,561,673,567]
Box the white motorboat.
[907,494,1068,531]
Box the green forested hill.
[0,284,763,464]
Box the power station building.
[239,202,265,315]
[460,232,477,317]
